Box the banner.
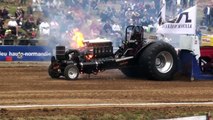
[201,35,213,47]
[157,5,197,35]
[158,115,208,120]
[0,46,53,61]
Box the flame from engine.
[70,28,84,48]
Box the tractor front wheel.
[48,64,60,79]
[64,65,79,80]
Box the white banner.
[157,5,197,35]
[158,115,207,120]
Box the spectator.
[7,16,19,36]
[0,8,2,18]
[112,22,121,33]
[0,18,5,37]
[66,11,74,20]
[196,27,202,41]
[32,0,42,12]
[28,14,35,23]
[26,4,33,15]
[82,0,89,10]
[166,0,173,15]
[4,29,13,39]
[100,10,109,22]
[91,0,98,10]
[15,7,25,26]
[2,6,9,20]
[125,8,132,19]
[23,15,36,37]
[89,20,101,38]
[131,11,141,25]
[113,32,122,47]
[49,19,60,37]
[154,0,161,12]
[36,17,42,26]
[182,0,188,9]
[39,19,50,37]
[189,0,194,7]
[203,6,211,26]
[20,0,27,5]
[103,21,112,34]
[210,7,213,27]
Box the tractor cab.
[116,25,144,57]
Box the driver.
[130,26,143,42]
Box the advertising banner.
[157,5,197,35]
[201,35,213,47]
[0,46,53,61]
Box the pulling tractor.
[48,25,178,80]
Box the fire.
[86,54,93,60]
[70,28,84,48]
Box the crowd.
[165,0,194,17]
[0,3,37,45]
[202,5,213,27]
[0,0,195,47]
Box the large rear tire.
[140,41,178,80]
[64,65,79,80]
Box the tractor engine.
[83,39,113,60]
[55,39,113,61]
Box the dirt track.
[1,62,213,118]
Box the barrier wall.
[0,46,53,61]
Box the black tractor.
[48,25,178,80]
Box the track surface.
[0,62,213,118]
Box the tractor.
[48,25,178,80]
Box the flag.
[157,4,166,26]
[157,5,197,35]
